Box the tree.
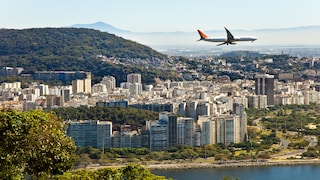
[54,164,168,179]
[180,148,199,161]
[121,164,167,180]
[0,109,76,179]
[75,154,92,168]
[222,176,240,180]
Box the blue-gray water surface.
[152,164,320,180]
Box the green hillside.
[0,28,166,59]
[0,28,179,84]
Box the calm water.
[152,164,320,180]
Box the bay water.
[152,164,320,180]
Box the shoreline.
[147,159,320,170]
[86,159,320,171]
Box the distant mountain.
[71,22,320,48]
[71,21,131,34]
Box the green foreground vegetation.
[0,110,76,179]
[54,164,167,180]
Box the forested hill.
[0,28,167,59]
[0,28,178,84]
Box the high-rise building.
[216,116,225,144]
[92,83,107,94]
[225,117,236,144]
[140,130,150,149]
[197,101,211,117]
[168,113,178,147]
[233,103,248,142]
[127,73,141,84]
[72,75,91,94]
[129,83,142,96]
[255,74,275,105]
[22,87,40,102]
[120,125,132,148]
[215,115,241,145]
[131,132,142,148]
[100,76,116,92]
[72,79,84,94]
[158,112,178,148]
[49,86,61,96]
[67,120,112,148]
[83,78,91,93]
[178,101,212,120]
[147,120,168,151]
[179,101,198,120]
[177,122,185,145]
[45,95,62,109]
[120,82,131,89]
[112,131,121,148]
[122,74,143,96]
[193,124,201,146]
[247,95,259,109]
[198,116,216,145]
[179,117,195,147]
[61,87,71,103]
[33,84,49,96]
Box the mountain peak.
[71,21,130,34]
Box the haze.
[1,0,320,32]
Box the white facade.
[2,82,21,90]
[129,83,142,96]
[92,83,107,94]
[101,76,116,92]
[72,79,84,94]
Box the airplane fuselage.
[197,28,257,46]
[202,37,227,42]
[201,36,257,42]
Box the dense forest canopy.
[0,28,167,59]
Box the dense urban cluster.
[2,54,320,151]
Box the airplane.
[197,27,257,46]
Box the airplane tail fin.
[197,29,209,40]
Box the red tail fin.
[197,29,209,39]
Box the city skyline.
[1,0,320,32]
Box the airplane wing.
[224,27,235,42]
[217,42,228,46]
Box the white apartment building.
[100,76,116,92]
[92,83,107,94]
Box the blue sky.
[1,0,320,32]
